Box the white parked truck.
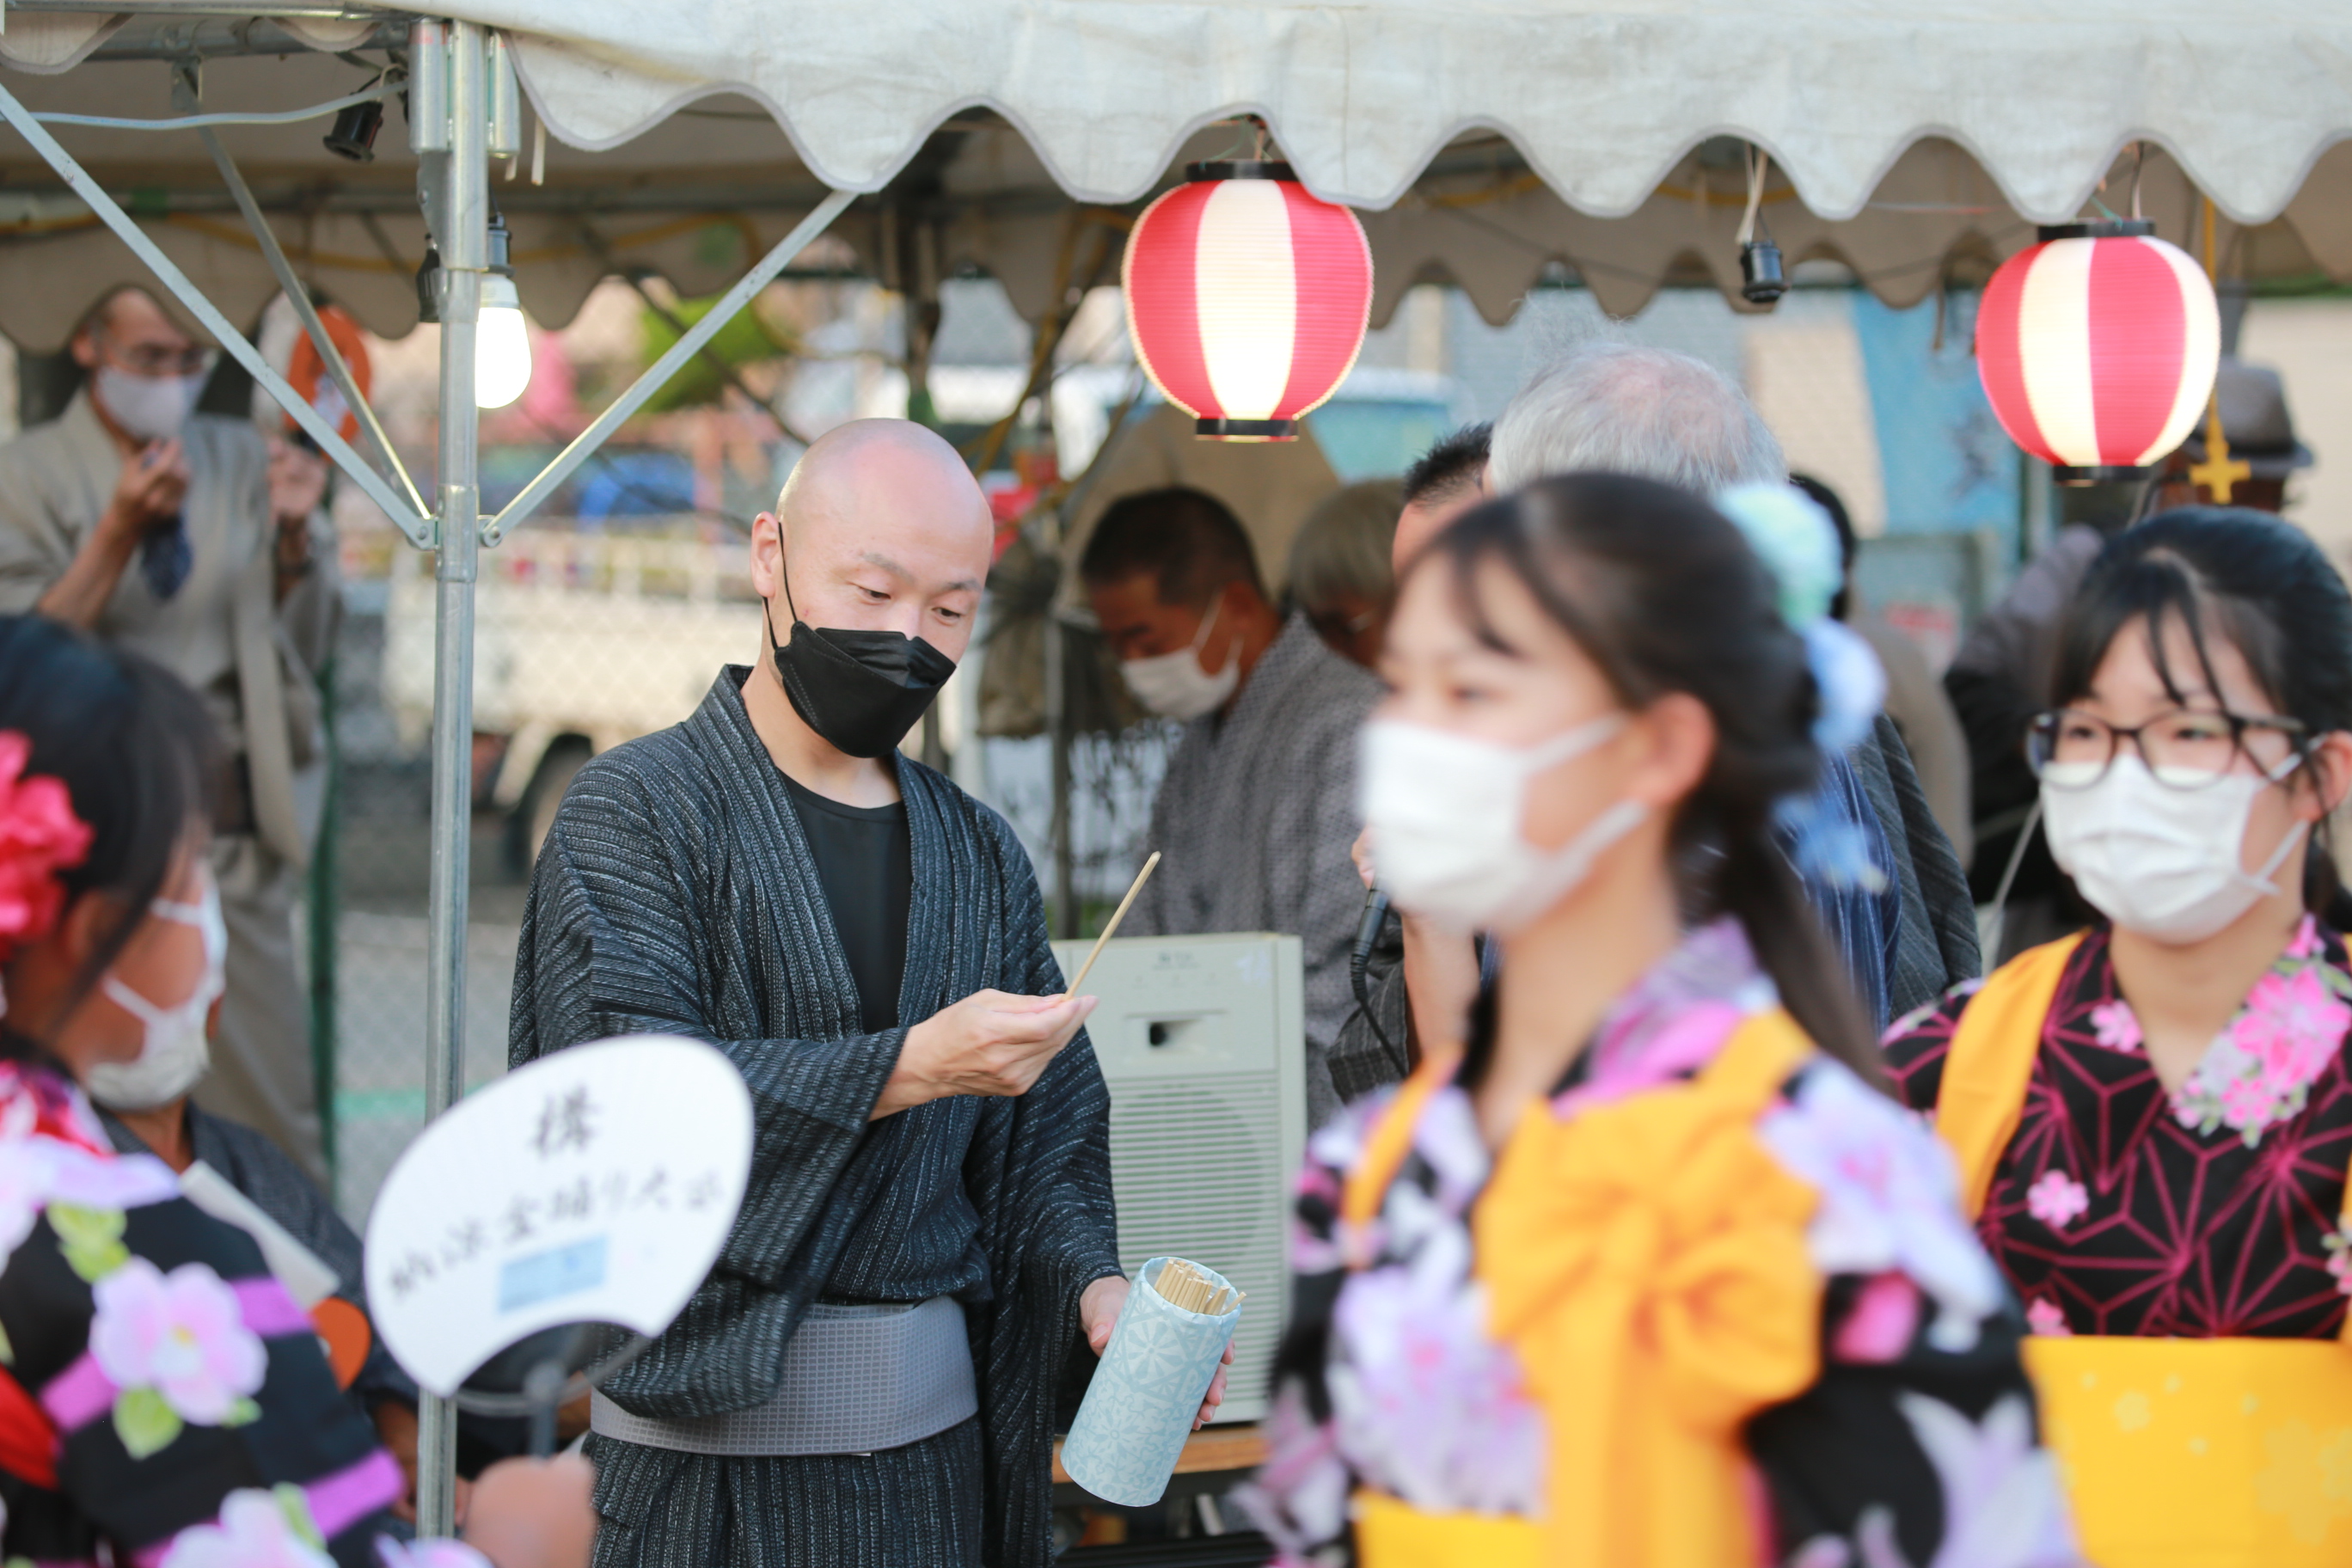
[384,523,764,862]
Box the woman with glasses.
[1883,508,2352,1565]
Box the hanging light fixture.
[413,209,536,409]
[1123,160,1373,441]
[474,210,533,410]
[1975,220,2220,484]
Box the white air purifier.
[1052,932,1305,1425]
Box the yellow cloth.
[1935,934,2083,1221]
[1471,1009,1823,1568]
[1353,1488,1541,1568]
[1938,939,2352,1567]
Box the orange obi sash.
[1342,1011,1822,1568]
[1938,936,2352,1567]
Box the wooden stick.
[1062,851,1161,998]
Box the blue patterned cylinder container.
[1061,1257,1244,1506]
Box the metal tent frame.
[0,12,852,1534]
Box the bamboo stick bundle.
[1153,1259,1242,1315]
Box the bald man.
[511,420,1166,1567]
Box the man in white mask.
[0,285,335,1181]
[1081,485,1381,1126]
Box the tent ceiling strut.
[482,184,855,546]
[194,114,427,518]
[0,70,436,546]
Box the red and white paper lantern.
[1123,161,1374,441]
[1975,221,2220,481]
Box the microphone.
[1351,886,1390,986]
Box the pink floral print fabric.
[1886,921,2352,1338]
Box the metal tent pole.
[416,15,486,1541]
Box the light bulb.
[475,274,533,409]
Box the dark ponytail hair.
[0,616,218,1040]
[2050,507,2352,927]
[1421,474,1883,1087]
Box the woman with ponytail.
[1884,510,2352,1566]
[1240,475,2073,1568]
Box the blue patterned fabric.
[1797,745,1902,1036]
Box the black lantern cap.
[2052,464,2154,486]
[1185,160,1296,183]
[2037,219,2157,242]
[1197,417,1298,441]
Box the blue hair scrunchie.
[1714,484,1891,893]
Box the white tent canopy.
[489,0,2349,225]
[0,4,2343,1537]
[0,2,2345,351]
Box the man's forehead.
[97,290,195,345]
[852,546,981,593]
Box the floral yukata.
[1886,918,2352,1340]
[0,1057,402,1567]
[1240,921,2078,1568]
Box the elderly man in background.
[1342,348,1976,1089]
[1082,485,1381,1129]
[1485,345,1976,1025]
[0,285,334,1179]
[1288,477,1402,669]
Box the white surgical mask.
[95,366,205,444]
[1119,596,1240,720]
[1358,714,1649,934]
[88,881,226,1112]
[2041,752,2306,945]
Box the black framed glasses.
[2027,707,2307,791]
[98,333,217,379]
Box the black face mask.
[767,567,957,759]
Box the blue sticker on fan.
[498,1234,609,1312]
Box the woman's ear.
[1626,691,1717,811]
[2298,732,2352,822]
[52,890,120,978]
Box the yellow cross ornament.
[2188,396,2250,505]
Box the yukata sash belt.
[589,1296,977,1457]
[1338,1010,1819,1568]
[1939,935,2352,1568]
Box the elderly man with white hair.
[1494,345,1975,1022]
[1343,346,1975,1086]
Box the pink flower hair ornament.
[0,730,92,991]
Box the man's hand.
[871,989,1098,1118]
[269,436,328,597]
[1080,1274,1234,1430]
[268,434,329,529]
[41,442,192,628]
[463,1452,596,1568]
[102,438,188,543]
[372,1398,472,1525]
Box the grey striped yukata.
[511,669,1120,1566]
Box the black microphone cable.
[1349,885,1399,1063]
